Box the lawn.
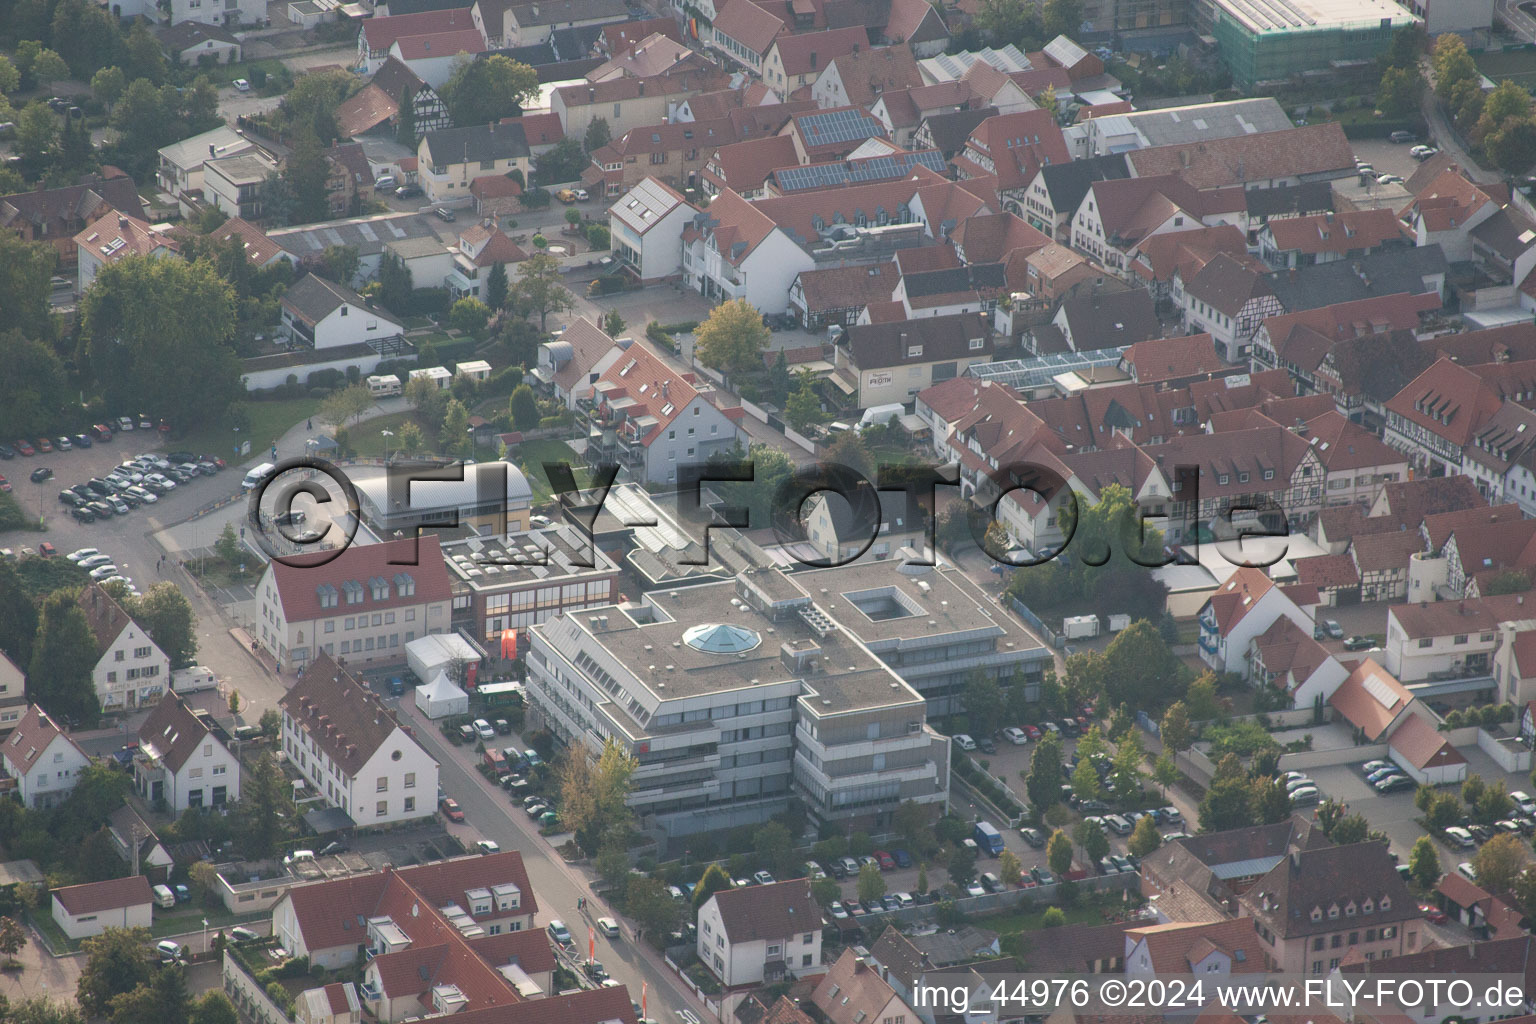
[1476,49,1536,90]
[509,439,585,506]
[176,397,325,463]
[992,899,1123,959]
[351,411,427,458]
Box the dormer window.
[1362,899,1374,914]
[394,572,416,598]
[1345,902,1357,917]
[317,584,339,609]
[1328,904,1340,920]
[1379,896,1390,911]
[1310,907,1323,922]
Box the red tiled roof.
[603,17,682,55]
[1389,712,1467,770]
[1265,208,1407,256]
[362,7,475,50]
[1329,659,1411,741]
[3,705,86,776]
[952,108,1069,192]
[595,340,708,444]
[712,0,786,55]
[1203,567,1277,634]
[1132,224,1251,284]
[1301,411,1403,472]
[767,26,867,77]
[267,534,450,624]
[391,27,485,61]
[1126,123,1355,190]
[703,135,800,194]
[1122,333,1223,384]
[1384,356,1505,448]
[1294,553,1360,591]
[336,83,399,138]
[823,45,922,108]
[53,875,153,916]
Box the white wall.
[53,897,152,940]
[94,624,170,712]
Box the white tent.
[415,671,469,719]
[406,633,483,684]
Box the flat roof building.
[526,559,954,841]
[1201,0,1420,89]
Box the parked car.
[952,733,976,751]
[1019,827,1045,848]
[1367,766,1403,784]
[12,441,33,456]
[1097,857,1120,875]
[1375,775,1415,794]
[395,184,424,198]
[1284,776,1316,793]
[752,870,775,885]
[1513,791,1536,816]
[72,433,92,448]
[37,543,55,557]
[473,719,496,740]
[1343,635,1375,651]
[555,188,580,203]
[547,920,573,946]
[439,797,464,821]
[873,850,895,870]
[0,444,12,459]
[1411,145,1438,159]
[1103,814,1132,835]
[976,736,997,754]
[1361,760,1392,775]
[1389,130,1416,143]
[1030,866,1054,886]
[1159,806,1183,824]
[1288,786,1321,806]
[964,879,985,897]
[891,848,912,868]
[33,438,51,452]
[70,506,95,522]
[1468,823,1496,843]
[433,206,456,221]
[1444,826,1476,849]
[1457,861,1478,883]
[1419,903,1447,924]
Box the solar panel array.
[773,150,947,193]
[799,108,883,146]
[967,346,1129,391]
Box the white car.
[953,734,976,751]
[78,554,114,569]
[126,486,158,504]
[88,564,120,580]
[1003,727,1028,745]
[573,188,589,201]
[1411,145,1438,159]
[66,547,100,563]
[1512,791,1536,816]
[1377,173,1404,185]
[473,718,495,740]
[233,78,251,91]
[1457,861,1478,883]
[1445,826,1476,849]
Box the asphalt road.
[394,695,707,1024]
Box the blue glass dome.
[682,622,762,654]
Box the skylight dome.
[682,622,762,655]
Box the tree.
[283,126,330,225]
[1330,814,1370,845]
[586,223,610,249]
[255,173,295,228]
[557,737,636,854]
[601,309,625,337]
[1159,701,1193,753]
[511,251,572,331]
[1409,835,1441,889]
[1477,79,1533,140]
[1473,833,1526,893]
[77,927,153,1017]
[1075,817,1109,864]
[1041,0,1081,36]
[91,65,126,109]
[215,523,242,566]
[1100,619,1182,711]
[30,48,68,90]
[397,420,424,456]
[1199,772,1257,833]
[318,245,361,287]
[236,752,293,858]
[1046,828,1073,875]
[1476,780,1514,824]
[441,54,539,127]
[124,19,167,82]
[1376,65,1420,118]
[1070,758,1102,802]
[947,843,977,888]
[188,861,219,906]
[584,117,612,154]
[0,54,18,94]
[783,372,823,433]
[28,590,100,727]
[396,89,417,149]
[1434,34,1478,100]
[1109,734,1144,802]
[963,673,1005,734]
[694,298,770,374]
[1026,731,1065,809]
[997,849,1022,887]
[125,583,198,670]
[625,876,681,937]
[1425,792,1462,831]
[227,689,241,715]
[192,993,238,1024]
[81,254,241,433]
[1250,777,1291,825]
[1487,115,1536,174]
[184,75,220,133]
[485,262,509,311]
[322,383,375,430]
[450,297,492,333]
[1040,906,1065,927]
[1184,673,1219,722]
[892,800,930,856]
[857,861,887,903]
[975,0,1040,47]
[15,101,56,167]
[1462,774,1486,808]
[1128,815,1161,857]
[0,565,34,677]
[0,916,24,968]
[377,249,413,313]
[442,398,470,455]
[692,863,733,912]
[510,384,540,431]
[1152,752,1179,796]
[754,821,799,880]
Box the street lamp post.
[381,429,394,464]
[202,917,209,953]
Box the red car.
[0,476,8,493]
[198,455,227,469]
[37,543,55,557]
[92,424,114,441]
[1023,724,1042,740]
[12,441,34,456]
[1420,903,1447,924]
[34,438,52,453]
[439,797,465,822]
[873,850,895,871]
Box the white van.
[283,849,315,866]
[367,374,402,397]
[152,884,176,909]
[242,462,276,490]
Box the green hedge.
[645,321,676,351]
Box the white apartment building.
[253,535,453,674]
[80,582,170,712]
[279,651,439,826]
[698,880,824,987]
[135,693,241,812]
[526,561,952,839]
[0,705,91,809]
